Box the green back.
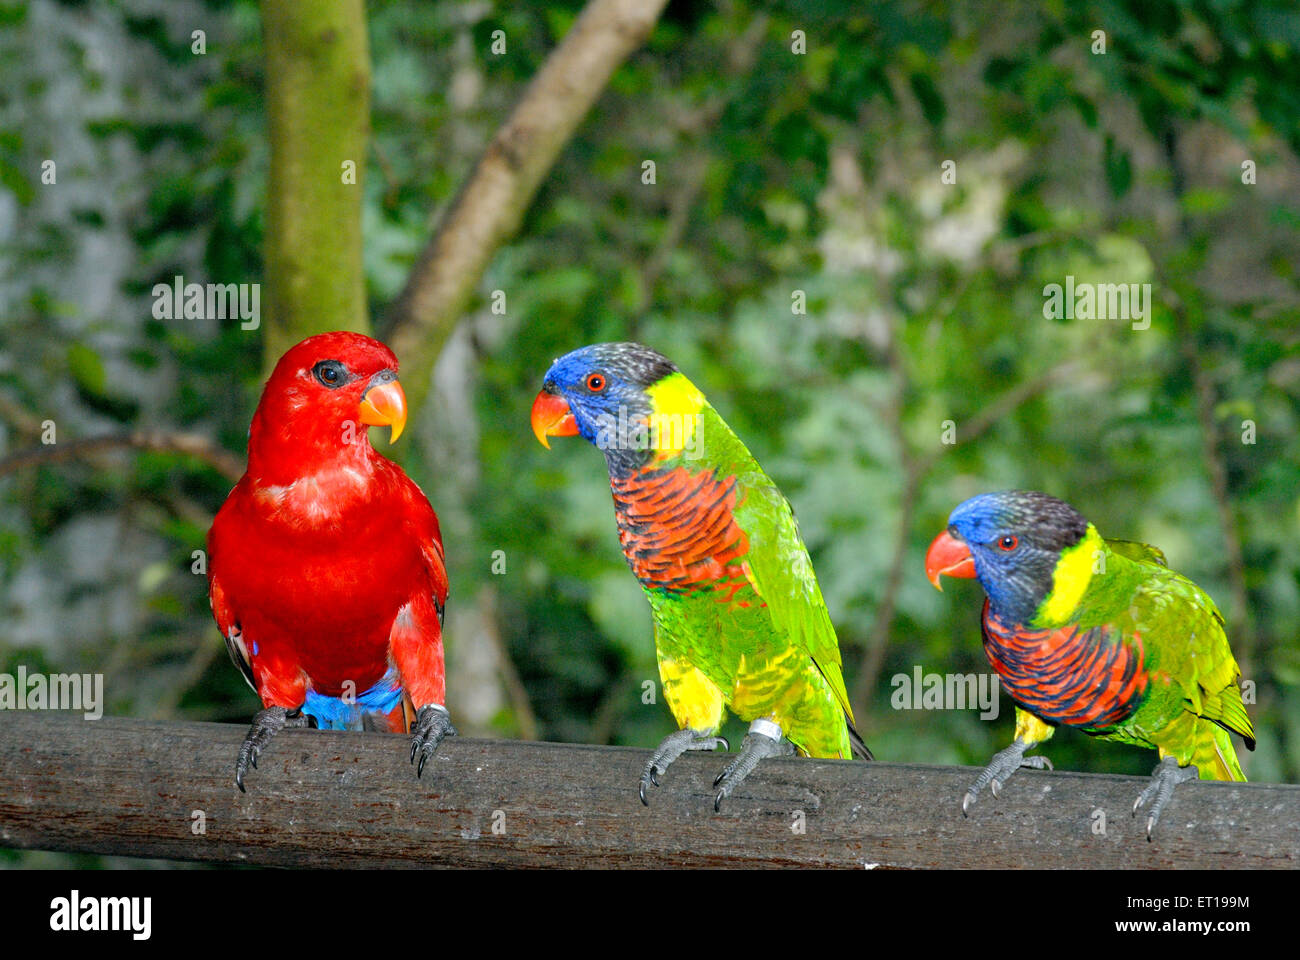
[641,402,855,754]
[1073,540,1253,773]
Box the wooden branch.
[1154,128,1255,674]
[384,0,671,415]
[1180,327,1256,673]
[0,430,243,482]
[2,714,1296,868]
[851,311,917,710]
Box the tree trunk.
[261,0,372,368]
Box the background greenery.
[1,0,1298,866]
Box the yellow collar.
[1033,524,1103,626]
[644,373,705,463]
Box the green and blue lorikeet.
[208,332,454,790]
[925,490,1254,837]
[531,343,870,811]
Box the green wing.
[1105,538,1168,567]
[1088,547,1255,768]
[1140,570,1254,745]
[696,405,857,727]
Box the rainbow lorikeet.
[208,332,453,790]
[531,343,870,811]
[925,490,1254,837]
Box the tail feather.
[847,717,873,761]
[1195,722,1247,782]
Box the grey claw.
[410,704,456,780]
[961,791,975,816]
[709,728,793,813]
[990,778,1001,798]
[234,705,311,792]
[637,729,727,806]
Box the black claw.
[717,736,730,752]
[714,790,725,813]
[639,779,649,806]
[417,748,436,779]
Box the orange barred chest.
[611,465,757,604]
[982,600,1149,730]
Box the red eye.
[999,535,1018,551]
[586,373,606,392]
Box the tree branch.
[851,356,1079,711]
[383,0,671,415]
[1177,307,1256,674]
[0,431,243,483]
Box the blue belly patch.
[302,668,404,731]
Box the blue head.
[531,342,681,476]
[927,490,1091,625]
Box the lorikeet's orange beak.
[359,378,408,444]
[925,530,977,590]
[531,390,578,449]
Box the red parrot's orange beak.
[359,379,408,444]
[531,389,578,449]
[925,530,977,590]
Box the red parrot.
[207,331,453,790]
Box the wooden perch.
[1,714,1296,868]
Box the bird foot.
[1132,756,1198,840]
[712,719,795,812]
[639,728,729,805]
[962,737,1053,815]
[410,703,457,778]
[235,706,314,792]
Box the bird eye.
[313,360,347,388]
[998,535,1019,551]
[586,373,606,393]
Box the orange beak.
[531,389,578,449]
[925,530,977,590]
[359,379,408,444]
